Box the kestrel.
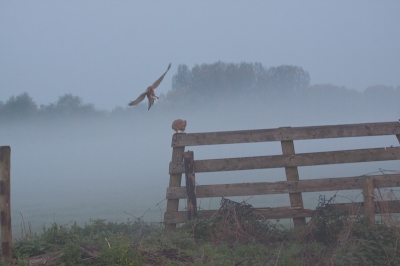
[128,63,171,110]
[172,119,187,133]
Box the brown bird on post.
[172,119,187,133]
[128,63,171,110]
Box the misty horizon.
[2,79,399,234]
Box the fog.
[1,2,400,110]
[1,93,399,234]
[1,2,400,234]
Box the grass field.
[3,194,400,266]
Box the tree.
[267,65,310,94]
[167,62,272,107]
[0,92,38,120]
[172,64,192,91]
[363,85,398,117]
[40,94,96,118]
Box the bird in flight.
[128,63,171,110]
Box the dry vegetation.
[3,190,400,265]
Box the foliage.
[0,92,100,123]
[0,92,38,121]
[268,64,310,93]
[39,93,97,118]
[166,61,310,107]
[96,241,146,266]
[7,204,400,266]
[189,198,288,244]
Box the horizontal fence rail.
[169,147,400,174]
[164,199,400,224]
[166,174,400,199]
[171,121,400,147]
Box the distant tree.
[267,65,310,94]
[172,64,192,91]
[166,61,310,108]
[189,61,261,97]
[40,94,97,118]
[0,92,38,120]
[363,85,398,117]
[299,84,362,121]
[166,61,274,108]
[363,85,395,99]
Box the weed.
[7,194,400,265]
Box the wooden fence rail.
[169,147,400,174]
[164,121,400,231]
[166,174,400,200]
[171,121,400,147]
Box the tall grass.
[3,191,400,265]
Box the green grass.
[3,198,400,265]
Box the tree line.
[1,61,399,122]
[0,93,100,122]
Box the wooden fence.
[0,146,12,263]
[164,121,400,231]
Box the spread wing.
[150,63,171,90]
[128,91,147,106]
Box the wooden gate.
[164,121,400,231]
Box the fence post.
[363,177,375,226]
[184,151,197,221]
[0,146,12,263]
[165,145,185,233]
[281,136,306,228]
[396,134,400,144]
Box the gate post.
[363,177,375,226]
[184,151,197,221]
[165,145,185,232]
[280,135,306,228]
[0,146,12,263]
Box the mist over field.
[1,2,400,235]
[1,72,399,234]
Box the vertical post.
[0,146,12,263]
[363,177,375,226]
[396,134,400,144]
[184,151,197,221]
[165,145,185,232]
[281,137,306,228]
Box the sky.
[1,1,399,111]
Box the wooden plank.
[374,199,400,214]
[164,146,185,232]
[184,151,197,220]
[374,174,400,188]
[167,174,400,200]
[164,207,315,224]
[325,200,400,215]
[164,200,400,224]
[172,121,400,147]
[363,178,375,226]
[0,146,12,264]
[281,139,305,227]
[169,146,400,174]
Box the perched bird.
[128,63,171,110]
[172,119,187,133]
